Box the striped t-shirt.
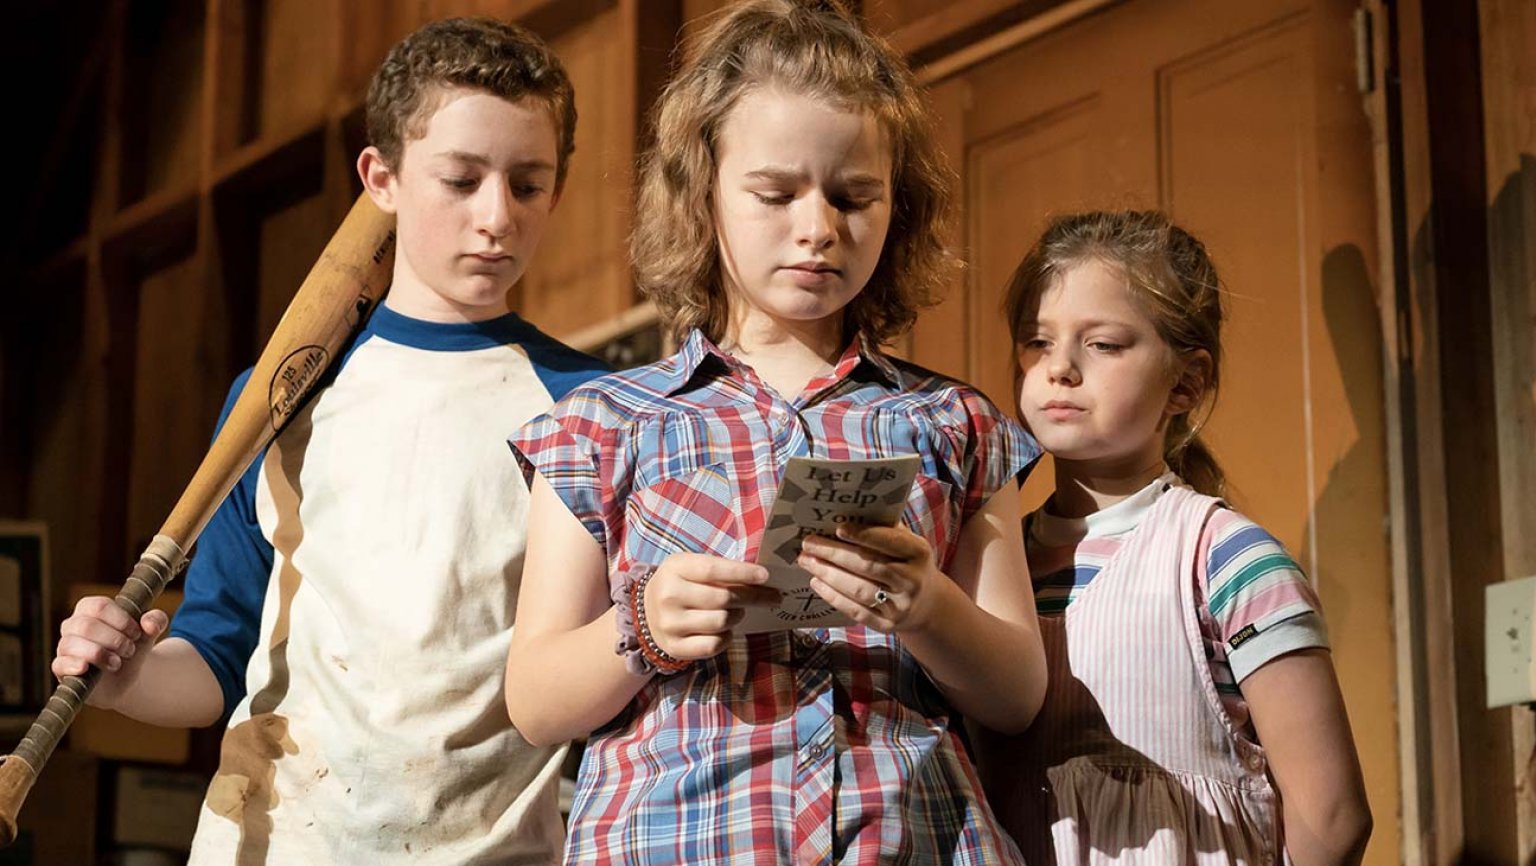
[1024,471,1328,731]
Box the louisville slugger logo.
[372,229,396,264]
[349,294,376,328]
[269,345,330,425]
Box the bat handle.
[0,535,186,847]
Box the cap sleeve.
[508,392,614,554]
[944,388,1041,521]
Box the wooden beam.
[1477,0,1536,859]
[1418,0,1517,854]
[515,0,618,41]
[885,0,1021,57]
[19,20,111,253]
[560,299,659,354]
[912,0,1122,85]
[104,187,200,246]
[91,0,130,581]
[1372,0,1528,860]
[1365,0,1463,860]
[207,0,255,159]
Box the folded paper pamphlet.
[739,454,921,633]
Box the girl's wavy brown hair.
[632,0,957,345]
[1004,210,1229,497]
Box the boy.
[51,18,605,864]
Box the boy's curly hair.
[366,17,577,190]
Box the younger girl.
[505,2,1045,863]
[981,210,1373,865]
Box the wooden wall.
[906,1,1400,861]
[2,0,1528,861]
[0,0,1081,644]
[1366,0,1534,861]
[1478,0,1535,860]
[5,0,669,621]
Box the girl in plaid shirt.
[507,2,1046,863]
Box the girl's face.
[1015,259,1195,471]
[713,88,893,340]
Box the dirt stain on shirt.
[204,712,299,863]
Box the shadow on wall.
[1351,150,1535,865]
[1298,242,1400,863]
[1301,243,1386,641]
[1486,153,1536,863]
[1486,153,1534,559]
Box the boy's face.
[361,88,560,322]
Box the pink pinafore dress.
[990,485,1286,865]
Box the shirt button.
[1245,753,1265,771]
[796,632,819,650]
[807,742,827,760]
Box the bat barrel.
[0,535,185,845]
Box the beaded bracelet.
[613,564,690,676]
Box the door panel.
[1161,16,1314,545]
[967,98,1105,504]
[915,2,1398,862]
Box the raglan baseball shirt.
[169,304,606,865]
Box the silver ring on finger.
[873,589,891,606]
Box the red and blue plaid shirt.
[509,329,1038,865]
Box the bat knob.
[0,755,38,848]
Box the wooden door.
[910,1,1400,862]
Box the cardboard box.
[113,765,205,851]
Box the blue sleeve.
[518,328,611,400]
[167,368,273,719]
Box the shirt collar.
[854,334,902,387]
[367,303,537,352]
[663,328,903,397]
[1029,468,1179,546]
[660,329,729,396]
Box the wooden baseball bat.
[0,193,396,846]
